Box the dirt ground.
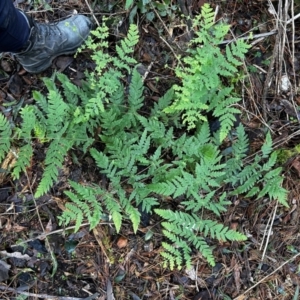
[1,0,300,299]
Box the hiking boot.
[14,14,92,73]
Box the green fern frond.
[232,169,261,195]
[155,209,195,228]
[161,242,184,270]
[163,4,249,134]
[148,181,176,196]
[90,148,109,169]
[19,106,36,139]
[261,132,273,158]
[126,206,140,233]
[231,124,249,161]
[12,144,33,179]
[228,39,251,62]
[110,210,123,233]
[225,45,243,68]
[198,219,246,241]
[60,181,104,231]
[56,73,83,106]
[157,217,215,268]
[64,200,84,232]
[199,3,215,30]
[183,190,215,213]
[60,202,80,226]
[114,24,139,71]
[128,68,144,110]
[35,139,72,197]
[262,152,278,171]
[258,170,288,206]
[151,88,175,117]
[33,90,48,114]
[0,113,11,161]
[98,187,122,232]
[156,209,246,268]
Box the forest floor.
[1,0,300,299]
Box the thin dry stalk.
[84,0,100,27]
[234,251,300,300]
[260,201,278,261]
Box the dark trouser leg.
[0,0,30,52]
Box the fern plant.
[0,8,288,270]
[164,3,250,141]
[0,23,139,198]
[59,68,287,269]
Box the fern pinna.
[0,113,11,162]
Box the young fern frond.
[114,24,139,71]
[199,3,216,32]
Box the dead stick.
[0,285,99,300]
[84,0,99,27]
[233,251,300,300]
[219,30,278,45]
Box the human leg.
[0,0,30,52]
[0,0,92,73]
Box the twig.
[261,201,278,261]
[286,12,300,24]
[233,251,300,300]
[195,260,199,292]
[159,36,184,69]
[84,0,100,27]
[218,30,278,45]
[287,0,299,120]
[24,171,60,276]
[151,4,172,38]
[261,27,280,120]
[213,5,219,23]
[141,62,153,82]
[259,209,272,252]
[0,285,99,300]
[10,221,111,247]
[151,2,185,68]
